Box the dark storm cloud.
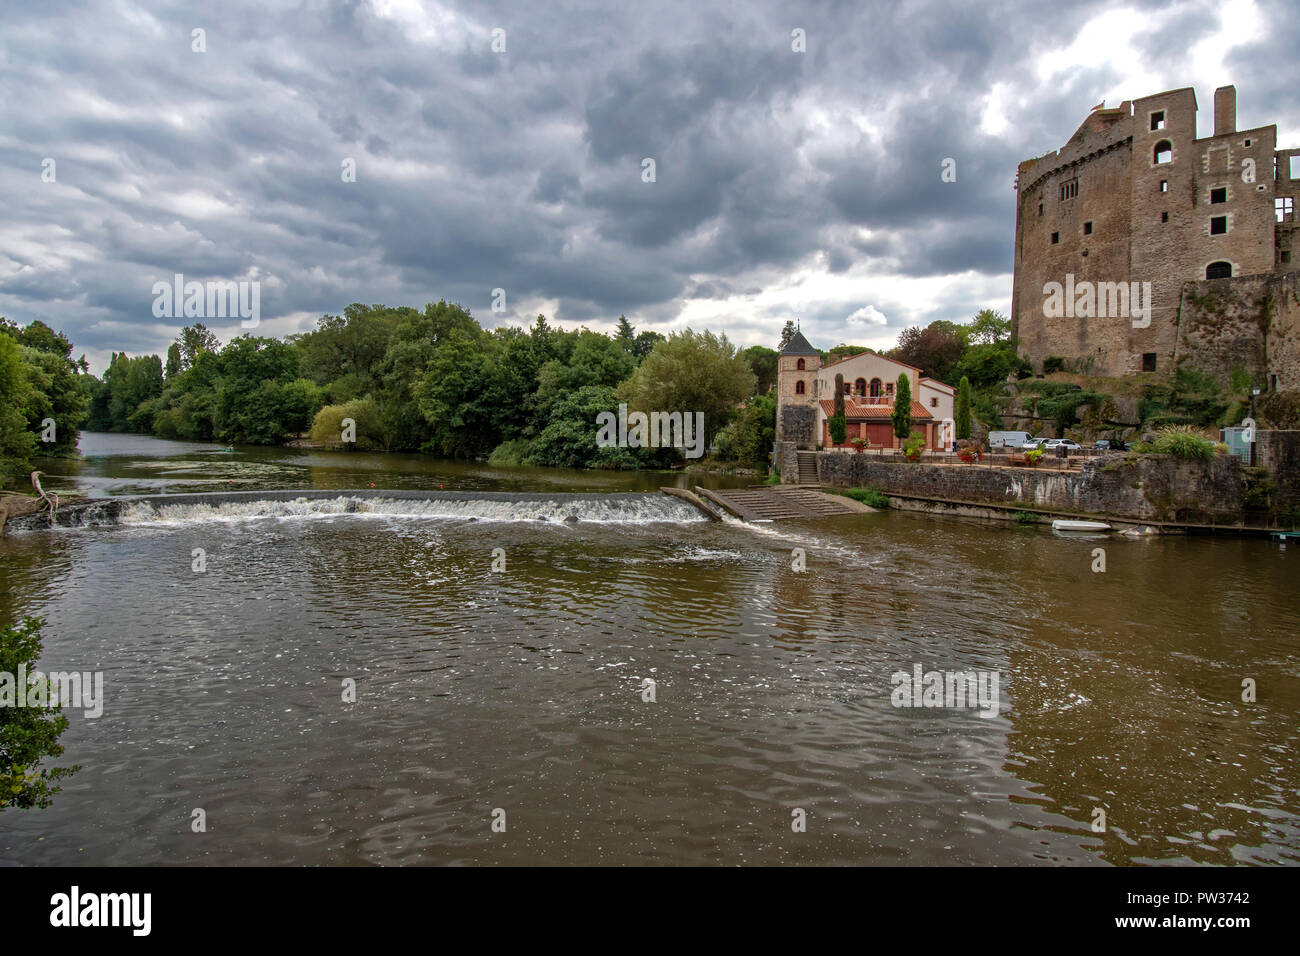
[0,0,1289,370]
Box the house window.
[1150,111,1165,131]
[1279,197,1295,223]
[796,358,805,370]
[1211,187,1227,204]
[1211,216,1228,235]
[1206,261,1232,279]
[869,377,882,398]
[1154,140,1173,164]
[1084,221,1093,235]
[885,382,895,397]
[1142,353,1157,372]
[1161,211,1169,222]
[795,380,805,395]
[1059,179,1079,200]
[1051,232,1060,244]
[930,397,939,408]
[854,378,867,396]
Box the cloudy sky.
[1,0,1296,373]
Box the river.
[1,432,1297,865]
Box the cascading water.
[4,490,709,530]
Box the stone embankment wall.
[816,452,1246,523]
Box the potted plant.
[902,435,926,461]
[1023,447,1045,467]
[850,437,868,454]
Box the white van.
[988,431,1034,449]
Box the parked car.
[1043,439,1082,451]
[988,430,1034,449]
[1094,439,1129,451]
[1021,437,1048,449]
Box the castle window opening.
[1272,374,1279,390]
[1291,156,1300,180]
[1150,111,1165,131]
[1059,179,1079,200]
[854,378,867,396]
[1142,353,1157,372]
[1206,261,1233,279]
[1038,202,1043,216]
[1154,140,1173,164]
[869,378,882,398]
[1210,187,1227,204]
[1278,197,1295,223]
[1210,215,1228,235]
[1282,251,1292,264]
[1244,138,1252,147]
[795,380,805,395]
[796,358,805,370]
[1083,221,1093,235]
[1051,232,1060,244]
[1159,179,1168,193]
[1161,211,1169,222]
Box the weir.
[1,489,713,531]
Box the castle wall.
[1176,271,1300,390]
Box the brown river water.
[1,433,1297,865]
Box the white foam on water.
[114,495,708,527]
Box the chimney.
[1214,85,1237,136]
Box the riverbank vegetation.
[0,618,79,810]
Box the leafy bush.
[843,487,890,508]
[1152,425,1215,461]
[1043,356,1065,375]
[1013,511,1038,524]
[902,434,926,459]
[487,438,536,466]
[828,413,847,445]
[1,618,79,810]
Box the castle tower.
[775,328,821,447]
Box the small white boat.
[1051,519,1112,533]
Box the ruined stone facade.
[1013,85,1300,380]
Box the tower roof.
[780,328,819,356]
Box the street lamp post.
[1250,386,1261,466]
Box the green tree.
[741,345,778,395]
[177,323,220,371]
[0,618,79,810]
[778,320,798,351]
[830,373,847,445]
[164,343,181,379]
[956,376,971,440]
[0,335,35,487]
[619,329,755,448]
[713,393,776,467]
[967,308,1010,346]
[892,374,912,439]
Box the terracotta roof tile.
[819,398,934,420]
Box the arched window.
[1206,261,1232,279]
[854,378,867,396]
[869,377,882,397]
[795,380,805,395]
[796,358,805,370]
[1154,140,1173,164]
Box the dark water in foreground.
[1,434,1298,865]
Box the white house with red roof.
[776,332,956,450]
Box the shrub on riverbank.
[0,618,79,810]
[842,487,890,509]
[1151,425,1217,461]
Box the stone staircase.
[795,451,820,485]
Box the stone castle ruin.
[1012,85,1300,389]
